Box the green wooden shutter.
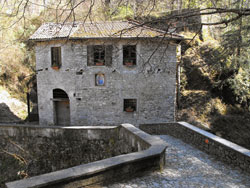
[105,45,113,67]
[51,47,61,67]
[58,47,62,67]
[87,45,94,66]
[51,47,55,66]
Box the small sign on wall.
[95,73,105,86]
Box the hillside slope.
[177,38,250,149]
[0,87,26,122]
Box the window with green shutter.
[51,47,61,69]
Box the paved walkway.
[108,135,250,188]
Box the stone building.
[30,21,183,126]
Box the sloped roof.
[30,21,183,41]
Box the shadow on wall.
[0,103,22,123]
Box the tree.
[0,0,249,107]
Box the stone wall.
[140,122,250,174]
[35,39,177,126]
[0,124,150,186]
[3,124,167,188]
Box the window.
[95,73,105,86]
[124,99,137,112]
[51,47,61,69]
[94,46,105,65]
[87,45,113,66]
[123,45,136,66]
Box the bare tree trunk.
[134,0,143,17]
[237,17,242,57]
[178,0,183,10]
[236,0,244,57]
[105,0,110,8]
[171,0,175,10]
[104,0,111,20]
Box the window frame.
[124,99,137,112]
[93,45,105,66]
[87,45,113,67]
[123,45,137,66]
[51,47,62,69]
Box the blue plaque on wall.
[96,73,105,86]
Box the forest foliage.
[0,0,249,107]
[0,1,250,186]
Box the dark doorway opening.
[53,89,70,126]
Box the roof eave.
[28,37,68,42]
[30,36,184,42]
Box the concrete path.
[108,135,250,188]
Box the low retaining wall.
[0,125,134,180]
[2,124,167,188]
[140,122,250,173]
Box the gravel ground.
[107,135,250,188]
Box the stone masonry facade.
[36,38,178,126]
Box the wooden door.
[55,100,70,125]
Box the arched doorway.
[53,89,70,125]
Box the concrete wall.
[140,122,250,174]
[35,39,177,126]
